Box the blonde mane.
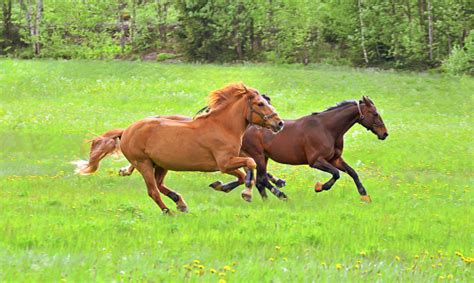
[195,83,252,119]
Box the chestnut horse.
[74,83,284,213]
[216,96,388,202]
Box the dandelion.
[354,264,360,270]
[197,265,205,270]
[455,252,462,257]
[439,275,445,280]
[269,257,275,262]
[360,251,367,257]
[395,256,401,262]
[210,268,217,274]
[282,257,288,262]
[218,272,226,277]
[193,260,201,265]
[335,263,343,270]
[218,279,226,283]
[320,262,326,266]
[431,264,436,268]
[223,265,231,271]
[438,263,442,267]
[447,274,453,280]
[231,269,236,273]
[414,255,419,260]
[275,246,281,251]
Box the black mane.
[312,100,356,115]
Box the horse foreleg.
[266,172,286,188]
[332,157,371,203]
[216,156,256,202]
[311,158,340,193]
[209,169,245,193]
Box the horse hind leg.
[311,158,340,193]
[134,160,170,214]
[209,169,245,193]
[154,166,189,212]
[119,164,135,176]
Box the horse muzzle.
[270,120,284,133]
[378,132,388,140]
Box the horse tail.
[72,128,124,175]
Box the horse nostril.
[278,121,284,127]
[384,133,389,137]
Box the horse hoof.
[209,180,223,191]
[162,208,172,215]
[314,182,323,192]
[275,179,286,188]
[241,190,252,202]
[177,205,189,213]
[278,192,288,201]
[360,195,372,203]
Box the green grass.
[0,59,473,282]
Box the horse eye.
[258,102,265,107]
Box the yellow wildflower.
[218,279,226,283]
[218,272,226,277]
[360,251,367,257]
[335,263,343,270]
[282,257,288,262]
[414,255,419,260]
[269,257,275,262]
[447,274,453,280]
[439,275,445,280]
[320,262,326,266]
[210,268,217,274]
[395,256,401,261]
[275,246,281,251]
[223,265,231,271]
[193,260,201,264]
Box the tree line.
[1,0,472,73]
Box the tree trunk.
[358,0,369,64]
[157,0,169,44]
[130,0,136,48]
[118,2,126,54]
[34,0,42,56]
[427,0,433,61]
[417,0,425,29]
[2,0,12,48]
[405,0,412,23]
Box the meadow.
[0,59,472,282]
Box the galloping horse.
[74,83,283,213]
[214,96,388,202]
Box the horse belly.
[147,137,218,172]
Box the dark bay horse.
[74,83,284,213]
[215,96,388,202]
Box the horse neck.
[211,97,249,138]
[322,104,360,139]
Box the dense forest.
[1,0,472,73]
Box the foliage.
[0,0,472,70]
[442,31,473,75]
[1,60,473,281]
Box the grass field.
[0,59,473,282]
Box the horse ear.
[362,96,373,106]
